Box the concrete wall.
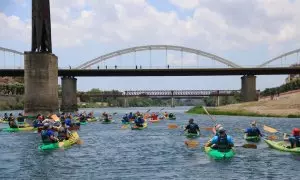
[61,77,78,112]
[24,52,58,115]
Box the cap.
[218,127,226,133]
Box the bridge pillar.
[216,96,220,106]
[124,91,128,108]
[241,75,257,102]
[171,91,175,107]
[61,76,78,112]
[24,52,59,115]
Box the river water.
[0,107,299,180]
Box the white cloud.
[1,0,300,60]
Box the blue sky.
[1,0,300,91]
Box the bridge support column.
[216,96,220,106]
[241,75,257,102]
[61,76,78,112]
[171,91,175,107]
[24,52,58,115]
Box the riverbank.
[187,91,300,118]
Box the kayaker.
[57,120,70,141]
[134,116,145,127]
[79,113,86,122]
[102,112,109,121]
[164,112,168,118]
[184,118,200,134]
[122,113,129,124]
[65,115,72,126]
[41,123,59,144]
[151,112,158,120]
[8,113,18,128]
[169,113,174,118]
[244,121,263,137]
[128,112,134,119]
[284,128,300,148]
[4,113,8,121]
[208,128,234,150]
[213,124,223,135]
[16,113,25,127]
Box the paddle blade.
[267,135,278,140]
[184,140,199,148]
[77,139,84,145]
[263,125,278,133]
[241,144,257,149]
[121,125,129,129]
[202,127,214,131]
[168,124,178,129]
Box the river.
[0,107,299,180]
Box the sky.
[1,0,300,91]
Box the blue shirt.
[245,127,262,136]
[65,118,71,126]
[211,135,234,145]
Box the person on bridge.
[207,128,234,150]
[244,121,263,138]
[122,113,130,124]
[184,118,200,134]
[134,116,145,127]
[41,123,59,144]
[284,128,300,148]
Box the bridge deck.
[0,67,299,77]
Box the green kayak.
[168,117,176,120]
[102,120,112,124]
[2,127,37,132]
[204,146,235,160]
[39,132,79,150]
[87,117,97,122]
[264,139,300,154]
[80,122,87,125]
[244,135,261,142]
[184,132,200,139]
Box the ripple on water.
[0,107,300,180]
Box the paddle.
[235,144,257,149]
[184,140,199,148]
[203,106,257,149]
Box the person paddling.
[57,120,70,141]
[244,121,263,138]
[122,113,129,124]
[207,128,234,151]
[8,113,18,128]
[184,118,200,135]
[134,116,145,127]
[41,123,59,144]
[284,128,300,148]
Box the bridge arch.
[0,47,24,55]
[76,45,242,69]
[258,48,300,67]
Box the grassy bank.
[186,106,300,118]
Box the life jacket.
[187,123,198,134]
[247,127,259,136]
[41,130,53,143]
[57,127,68,141]
[217,134,230,151]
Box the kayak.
[131,122,148,130]
[80,122,87,125]
[87,117,97,122]
[184,132,200,139]
[168,117,176,120]
[38,132,79,150]
[2,127,37,132]
[149,119,160,123]
[204,146,235,160]
[102,120,112,124]
[264,139,300,154]
[0,120,8,124]
[244,134,261,142]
